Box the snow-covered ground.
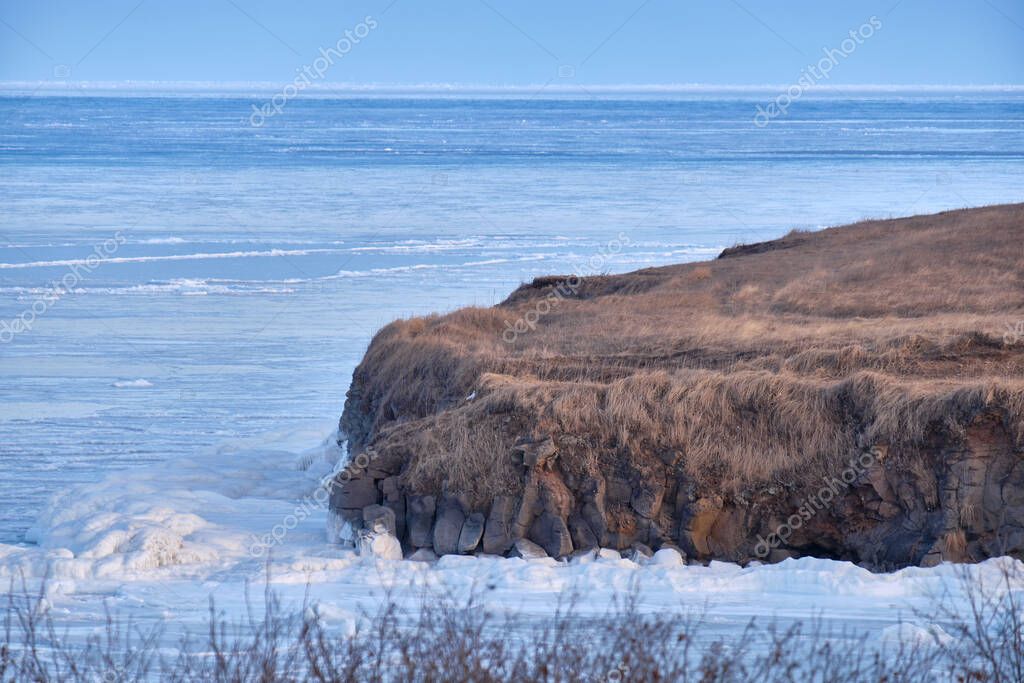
[1,423,1018,654]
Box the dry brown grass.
[341,204,1024,505]
[943,529,968,559]
[12,564,1024,681]
[0,576,964,682]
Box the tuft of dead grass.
[10,562,1024,681]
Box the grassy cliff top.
[341,204,1024,506]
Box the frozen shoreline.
[2,424,1020,654]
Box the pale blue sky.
[1,0,1021,86]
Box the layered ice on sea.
[2,93,1023,652]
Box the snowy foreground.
[1,426,1019,656]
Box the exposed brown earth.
[330,203,1024,569]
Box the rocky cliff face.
[330,205,1024,569]
[332,399,1024,568]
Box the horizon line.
[2,80,1023,98]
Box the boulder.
[432,497,466,555]
[483,495,518,555]
[458,512,485,554]
[529,512,573,558]
[511,538,549,559]
[330,475,379,510]
[406,495,436,548]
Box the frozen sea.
[1,90,1023,653]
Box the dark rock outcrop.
[331,412,1024,565]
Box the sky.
[0,0,1022,87]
